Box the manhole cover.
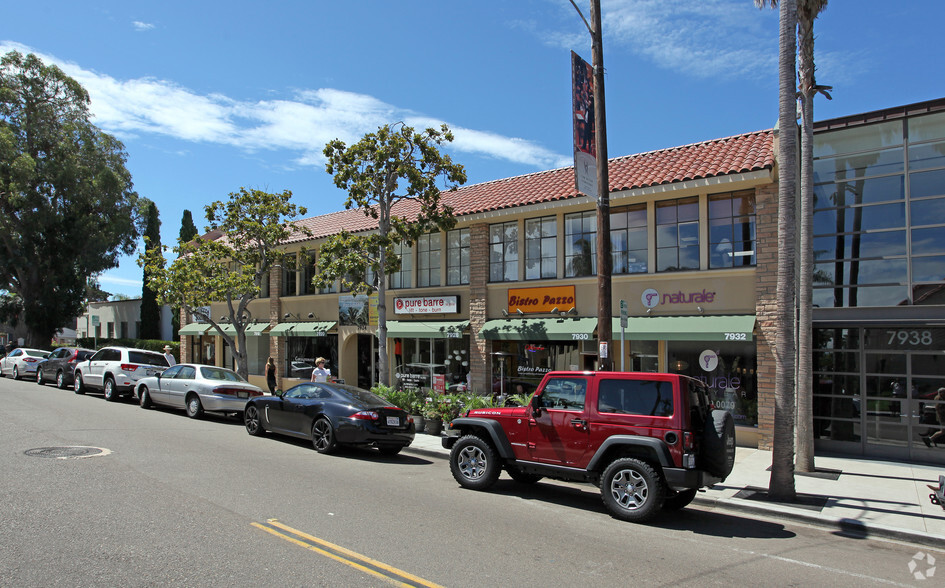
[24,446,112,459]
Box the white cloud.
[132,21,155,32]
[0,41,567,172]
[544,0,779,80]
[98,274,142,288]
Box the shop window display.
[666,340,757,427]
[285,335,338,380]
[393,337,470,393]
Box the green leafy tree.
[315,123,466,387]
[139,200,162,339]
[0,51,141,346]
[141,187,309,378]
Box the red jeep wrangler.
[443,371,736,523]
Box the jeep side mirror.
[530,394,542,417]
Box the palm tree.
[796,0,831,473]
[755,0,797,501]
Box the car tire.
[74,372,85,395]
[56,371,66,389]
[450,435,501,491]
[700,409,736,480]
[12,366,19,380]
[36,369,44,385]
[139,386,153,409]
[103,377,118,402]
[244,405,265,436]
[377,445,404,456]
[185,394,204,419]
[312,417,337,454]
[600,458,664,523]
[506,465,543,484]
[662,488,698,511]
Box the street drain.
[24,446,112,459]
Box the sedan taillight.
[214,387,263,397]
[24,358,38,363]
[351,411,379,421]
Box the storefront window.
[417,233,441,287]
[564,211,596,277]
[393,336,469,392]
[610,204,647,274]
[489,222,518,282]
[282,253,297,296]
[490,340,584,399]
[390,242,413,289]
[708,190,756,268]
[285,335,338,381]
[656,197,699,272]
[446,228,470,286]
[525,216,557,280]
[666,340,757,427]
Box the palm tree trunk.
[769,0,798,502]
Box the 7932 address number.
[724,332,748,341]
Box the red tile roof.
[288,129,774,243]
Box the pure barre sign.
[394,295,458,315]
[507,285,576,314]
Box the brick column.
[468,223,490,395]
[754,182,779,450]
[269,263,284,390]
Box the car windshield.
[199,367,245,382]
[129,351,169,367]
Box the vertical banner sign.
[572,51,597,197]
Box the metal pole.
[591,0,613,371]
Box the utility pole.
[570,0,613,370]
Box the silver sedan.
[1,348,50,380]
[135,363,265,419]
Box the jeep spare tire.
[701,409,736,479]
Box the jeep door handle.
[570,418,588,431]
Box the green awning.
[179,323,210,335]
[386,320,469,339]
[246,322,271,335]
[217,324,237,335]
[612,315,756,341]
[269,321,336,336]
[480,317,598,341]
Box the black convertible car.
[244,382,415,455]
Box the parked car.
[136,364,265,418]
[73,346,169,401]
[36,347,95,389]
[0,348,50,380]
[243,382,415,455]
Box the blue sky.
[3,1,943,298]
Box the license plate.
[386,416,400,427]
[238,391,248,399]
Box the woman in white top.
[311,357,331,382]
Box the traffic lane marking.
[252,519,444,588]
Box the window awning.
[386,320,469,339]
[178,323,210,335]
[245,322,270,335]
[269,321,337,336]
[611,315,756,341]
[218,324,236,335]
[480,317,598,341]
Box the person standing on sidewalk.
[163,345,176,367]
[265,356,277,395]
[922,388,945,447]
[311,357,331,383]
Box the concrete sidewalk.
[404,432,945,549]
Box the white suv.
[74,346,169,401]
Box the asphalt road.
[0,374,939,587]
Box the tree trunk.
[769,0,798,502]
[795,4,816,473]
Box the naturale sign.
[507,285,576,314]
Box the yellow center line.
[252,519,445,588]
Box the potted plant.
[422,398,443,435]
[409,389,426,433]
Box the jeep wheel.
[506,465,542,484]
[662,488,698,511]
[701,409,736,479]
[450,435,500,491]
[600,458,664,523]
